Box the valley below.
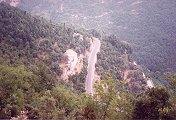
[15,0,176,73]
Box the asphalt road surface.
[85,37,100,95]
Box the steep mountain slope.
[0,2,90,82]
[0,2,176,120]
[4,0,176,73]
[0,2,150,93]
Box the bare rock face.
[123,66,154,94]
[122,51,154,94]
[65,49,78,72]
[61,49,78,80]
[59,33,91,80]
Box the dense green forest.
[14,0,176,73]
[0,2,137,91]
[0,64,175,119]
[0,2,176,119]
[0,1,90,79]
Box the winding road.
[85,37,101,95]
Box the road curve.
[85,37,101,95]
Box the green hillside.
[15,0,176,73]
[0,2,89,76]
[0,2,134,86]
[0,2,175,119]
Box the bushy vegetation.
[95,34,132,80]
[0,63,130,119]
[68,62,87,93]
[132,87,176,120]
[0,64,175,119]
[0,2,175,119]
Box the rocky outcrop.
[65,49,78,71]
[122,53,154,93]
[60,33,93,80]
[60,49,78,80]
